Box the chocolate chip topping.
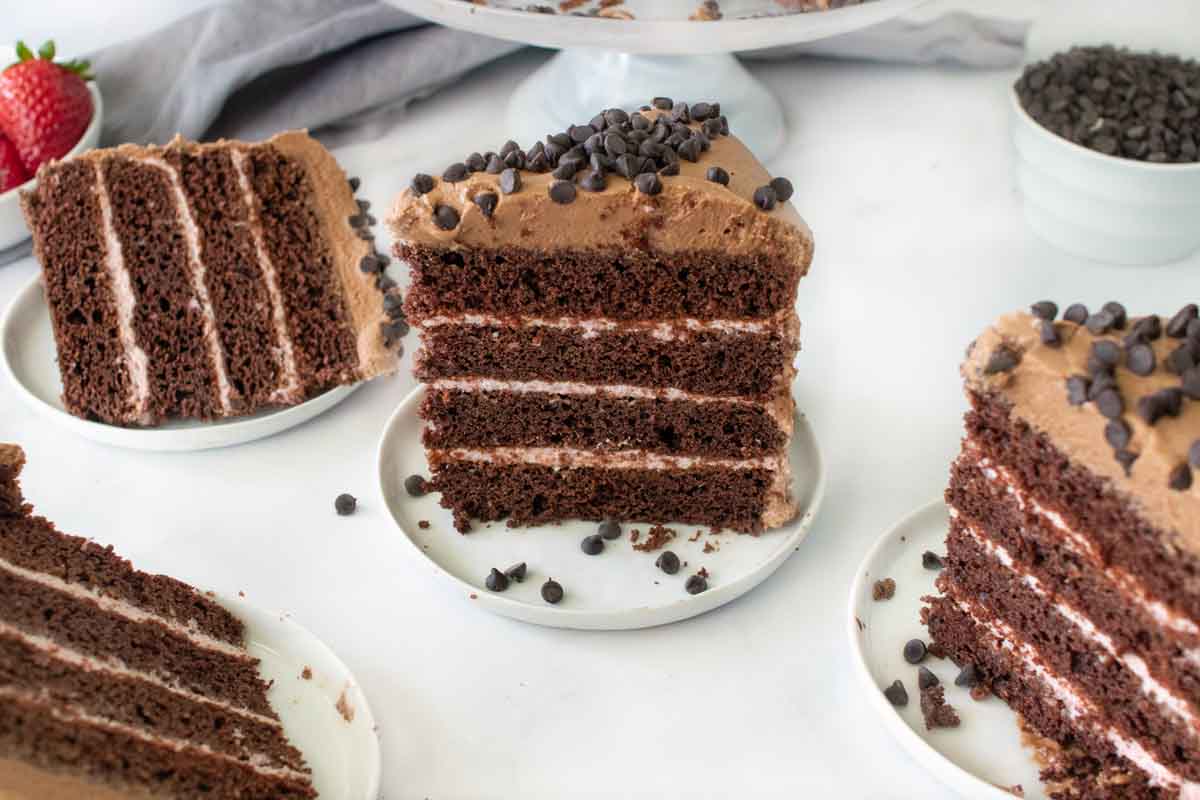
[652,97,673,110]
[634,172,662,195]
[1105,418,1132,450]
[1030,300,1058,320]
[752,185,777,211]
[499,168,522,195]
[706,166,730,185]
[1126,342,1156,375]
[432,205,459,231]
[1116,449,1139,475]
[1166,343,1198,375]
[359,254,381,274]
[1094,388,1124,419]
[411,173,435,195]
[1040,320,1061,348]
[1184,366,1200,400]
[1066,375,1091,406]
[983,345,1021,375]
[442,163,469,183]
[1090,340,1122,370]
[769,177,794,203]
[1102,301,1128,329]
[954,663,980,688]
[348,176,361,192]
[548,180,577,204]
[1190,439,1200,468]
[473,192,498,218]
[1169,463,1193,491]
[1086,309,1117,335]
[1169,304,1200,337]
[579,171,607,192]
[1063,303,1089,325]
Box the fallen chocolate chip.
[883,680,909,707]
[599,519,622,540]
[1040,320,1061,347]
[499,168,522,195]
[1094,388,1124,419]
[1030,300,1058,320]
[1169,464,1193,491]
[334,493,357,516]
[505,562,527,583]
[579,171,607,192]
[753,185,778,211]
[1063,303,1089,325]
[581,534,604,555]
[922,551,945,570]
[685,574,708,594]
[656,550,681,574]
[904,639,928,664]
[1168,304,1199,338]
[918,667,940,690]
[541,579,564,604]
[404,475,427,497]
[473,192,498,218]
[1126,342,1156,375]
[548,180,577,204]
[442,163,469,182]
[485,568,510,592]
[984,345,1021,375]
[348,176,361,192]
[954,663,980,688]
[769,177,794,203]
[635,172,662,195]
[1101,301,1128,329]
[1066,375,1091,406]
[1105,418,1132,450]
[432,205,459,230]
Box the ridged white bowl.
[0,81,103,252]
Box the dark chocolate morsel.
[706,166,730,185]
[505,562,527,582]
[580,171,607,192]
[1066,375,1090,406]
[922,551,944,571]
[769,177,794,203]
[548,180,577,205]
[1030,301,1058,320]
[634,172,663,195]
[432,205,459,231]
[1086,310,1116,335]
[685,574,708,595]
[334,493,357,516]
[1167,304,1199,338]
[499,168,522,195]
[1126,342,1156,376]
[581,534,604,555]
[983,345,1020,375]
[411,173,435,195]
[1040,320,1061,347]
[652,97,673,110]
[656,550,681,575]
[753,185,778,211]
[918,667,939,690]
[598,519,622,540]
[1094,388,1124,419]
[472,192,498,218]
[348,176,361,192]
[359,254,381,274]
[1169,463,1193,492]
[883,680,908,707]
[1063,303,1089,325]
[442,163,469,182]
[1101,301,1127,329]
[404,475,427,497]
[954,663,979,688]
[541,579,564,604]
[1183,366,1200,400]
[1105,418,1131,450]
[903,639,927,665]
[1190,439,1200,469]
[485,568,509,592]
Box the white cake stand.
[386,0,928,161]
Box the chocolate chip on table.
[883,680,908,707]
[752,185,777,211]
[442,163,469,182]
[769,177,794,203]
[705,166,730,185]
[656,550,681,575]
[918,666,940,690]
[473,192,498,218]
[334,493,357,516]
[634,172,662,195]
[983,345,1020,375]
[541,579,564,605]
[1040,320,1061,347]
[499,168,522,195]
[1094,388,1124,420]
[485,568,510,592]
[954,663,980,688]
[548,180,577,204]
[1066,375,1091,406]
[432,205,459,231]
[903,639,928,664]
[581,534,604,555]
[1030,300,1058,320]
[1168,304,1199,337]
[922,551,945,571]
[685,574,708,595]
[404,475,427,497]
[1105,419,1132,450]
[1063,303,1089,325]
[348,176,361,192]
[1126,342,1157,375]
[1169,463,1193,492]
[598,519,622,540]
[505,562,527,582]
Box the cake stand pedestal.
[386,0,928,162]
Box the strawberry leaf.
[61,58,93,81]
[14,41,32,62]
[37,40,55,61]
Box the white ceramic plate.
[847,501,1046,800]
[218,594,381,800]
[0,275,359,451]
[377,385,825,630]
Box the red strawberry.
[0,40,93,176]
[0,133,27,192]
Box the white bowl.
[0,81,103,252]
[1011,88,1200,267]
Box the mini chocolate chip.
[598,519,621,540]
[917,667,939,691]
[753,185,778,211]
[1126,342,1156,375]
[1168,304,1199,337]
[1091,340,1122,369]
[376,275,397,292]
[1166,344,1198,374]
[580,171,607,192]
[359,254,380,274]
[334,493,357,516]
[677,138,702,162]
[547,132,571,149]
[922,551,945,570]
[541,579,564,604]
[464,152,485,172]
[702,118,723,137]
[1190,440,1200,469]
[485,155,504,174]
[442,163,469,182]
[1095,388,1123,419]
[691,101,714,120]
[984,345,1020,375]
[505,562,527,582]
[382,319,409,344]
[473,192,498,218]
[1132,315,1162,341]
[581,534,604,555]
[705,166,730,185]
[404,475,427,497]
[1063,303,1089,325]
[1101,301,1128,329]
[499,168,522,195]
[383,294,404,317]
[1115,449,1139,476]
[500,139,520,156]
[658,161,680,176]
[635,172,662,195]
[604,133,627,157]
[883,680,908,707]
[1159,387,1184,417]
[604,108,629,126]
[1087,310,1116,335]
[1190,319,1200,342]
[656,550,681,575]
[568,124,595,143]
[1169,463,1194,491]
[552,162,577,181]
[1040,320,1061,347]
[355,227,374,241]
[548,180,577,204]
[357,198,371,212]
[1030,301,1058,320]
[411,173,435,195]
[903,639,928,664]
[685,574,708,594]
[1105,418,1132,450]
[1087,372,1116,399]
[432,205,459,230]
[631,113,651,131]
[769,177,794,203]
[1183,366,1200,400]
[652,96,673,110]
[1138,394,1165,425]
[504,149,525,169]
[348,176,361,192]
[954,663,980,688]
[485,568,510,592]
[671,102,691,123]
[1066,375,1091,406]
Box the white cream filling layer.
[93,160,152,424]
[954,597,1200,795]
[419,312,789,341]
[0,621,280,729]
[432,446,784,472]
[230,149,302,404]
[0,554,252,662]
[143,156,234,414]
[428,377,761,406]
[0,686,309,783]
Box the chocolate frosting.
[964,310,1200,556]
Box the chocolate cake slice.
[21,131,402,427]
[389,99,813,533]
[924,304,1200,799]
[0,444,317,798]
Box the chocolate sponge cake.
[389,99,813,533]
[924,304,1200,799]
[0,444,316,798]
[21,131,402,427]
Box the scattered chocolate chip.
[918,666,940,690]
[634,172,662,195]
[872,577,897,601]
[473,192,498,218]
[541,579,564,604]
[348,176,361,192]
[752,185,777,211]
[404,475,427,497]
[1168,304,1199,337]
[1030,300,1058,320]
[883,680,909,707]
[656,550,681,574]
[1105,418,1132,450]
[1094,388,1124,419]
[1101,301,1128,329]
[1169,463,1193,491]
[1066,375,1091,406]
[1040,320,1061,347]
[769,177,794,203]
[1063,303,1089,325]
[485,568,510,592]
[1126,342,1156,375]
[904,639,928,664]
[922,551,945,571]
[1086,310,1116,335]
[954,663,980,688]
[548,180,577,204]
[505,562,527,582]
[432,205,459,231]
[334,493,357,516]
[581,534,604,555]
[499,168,522,195]
[705,166,730,185]
[984,345,1021,375]
[442,163,469,182]
[685,574,708,594]
[599,519,622,540]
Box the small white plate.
[218,594,381,800]
[1,275,359,451]
[847,501,1045,800]
[377,385,825,630]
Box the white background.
[3,3,1198,798]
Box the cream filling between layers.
[0,686,309,783]
[952,596,1200,796]
[0,622,281,729]
[433,446,785,472]
[229,148,303,404]
[419,311,793,341]
[93,160,152,425]
[143,156,234,415]
[0,554,253,662]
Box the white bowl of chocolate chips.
[1011,42,1200,267]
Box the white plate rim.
[376,383,826,631]
[1,274,361,452]
[846,499,1020,800]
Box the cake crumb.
[703,539,720,553]
[920,686,961,730]
[300,666,312,680]
[854,616,865,631]
[597,5,634,18]
[336,688,356,723]
[559,0,586,8]
[690,0,722,20]
[872,578,896,601]
[688,530,702,542]
[418,520,430,529]
[633,524,675,552]
[970,684,991,701]
[697,566,709,578]
[630,529,641,543]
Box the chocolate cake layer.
[947,451,1200,701]
[0,630,304,772]
[940,539,1200,780]
[421,387,787,458]
[966,389,1200,621]
[924,597,1172,800]
[0,693,315,799]
[401,243,803,322]
[430,459,778,533]
[171,146,283,409]
[416,321,796,398]
[0,568,273,717]
[20,161,136,425]
[245,145,358,391]
[102,156,221,423]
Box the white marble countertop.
[2,4,1198,799]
